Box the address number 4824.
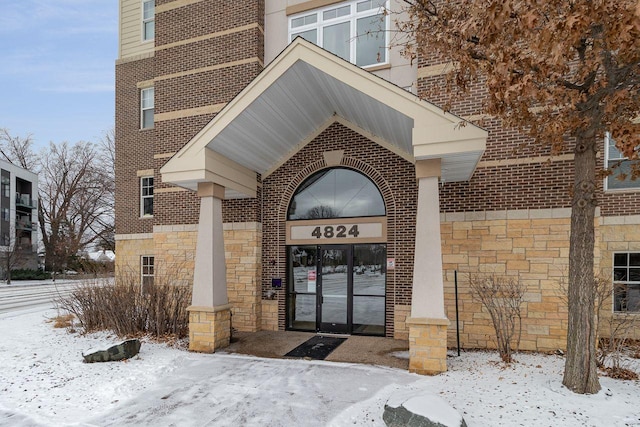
[311,225,360,239]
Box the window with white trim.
[140,176,153,217]
[142,0,155,41]
[141,255,154,289]
[140,87,154,129]
[613,252,640,312]
[288,0,388,67]
[605,132,639,191]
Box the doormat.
[285,335,347,360]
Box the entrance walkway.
[221,330,410,370]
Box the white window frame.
[604,132,640,191]
[140,87,154,129]
[142,0,155,42]
[141,255,155,289]
[612,252,640,313]
[288,0,389,68]
[140,176,154,217]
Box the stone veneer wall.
[393,305,411,340]
[435,209,640,351]
[440,208,572,352]
[153,225,197,286]
[261,300,279,331]
[115,235,155,276]
[114,221,262,333]
[224,222,262,332]
[597,216,640,341]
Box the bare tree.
[400,0,640,394]
[0,129,115,274]
[0,226,30,284]
[306,205,337,219]
[92,129,115,253]
[38,140,114,272]
[0,128,39,170]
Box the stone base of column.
[407,317,450,375]
[187,304,232,353]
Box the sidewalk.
[223,330,410,370]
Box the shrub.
[595,277,640,378]
[11,269,52,280]
[469,272,525,363]
[54,274,191,339]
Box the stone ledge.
[407,317,450,327]
[115,233,154,241]
[222,222,262,231]
[188,304,233,313]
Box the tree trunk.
[562,133,601,394]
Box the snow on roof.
[85,251,115,262]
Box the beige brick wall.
[393,305,411,340]
[114,222,263,333]
[153,225,197,286]
[597,216,640,340]
[225,222,262,332]
[408,318,449,375]
[115,234,155,278]
[261,300,279,331]
[188,305,232,353]
[440,209,572,352]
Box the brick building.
[115,0,640,374]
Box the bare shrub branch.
[55,267,192,339]
[469,272,525,363]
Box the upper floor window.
[1,174,9,198]
[141,176,154,217]
[289,0,388,67]
[605,132,639,191]
[142,0,155,42]
[613,252,640,312]
[288,167,385,220]
[141,87,154,129]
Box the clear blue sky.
[0,1,117,148]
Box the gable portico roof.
[160,38,487,198]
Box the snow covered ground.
[1,308,639,427]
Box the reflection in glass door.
[319,246,350,333]
[287,244,386,335]
[352,244,386,335]
[287,246,318,330]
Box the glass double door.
[288,244,386,335]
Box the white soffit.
[209,60,414,174]
[161,38,487,195]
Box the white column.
[411,161,445,319]
[192,182,228,307]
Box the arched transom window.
[288,167,385,220]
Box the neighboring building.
[0,159,39,273]
[115,0,639,374]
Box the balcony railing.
[15,193,37,209]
